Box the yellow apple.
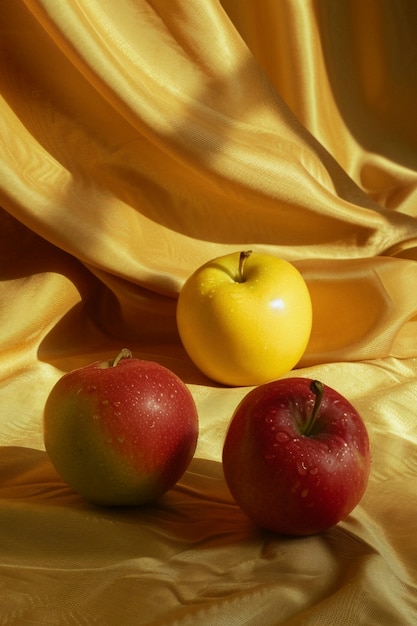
[176,251,313,386]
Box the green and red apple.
[43,349,199,506]
[176,250,312,386]
[222,377,371,535]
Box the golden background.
[0,1,416,624]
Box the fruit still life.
[42,251,370,536]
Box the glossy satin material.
[0,1,416,624]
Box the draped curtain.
[0,1,416,624]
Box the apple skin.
[222,378,371,535]
[43,350,199,506]
[176,251,312,387]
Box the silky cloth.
[0,1,416,624]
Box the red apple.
[43,349,199,506]
[222,378,371,535]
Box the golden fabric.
[0,0,416,623]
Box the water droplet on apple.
[113,401,121,407]
[87,385,97,392]
[275,431,290,443]
[297,460,308,476]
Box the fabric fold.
[1,2,417,624]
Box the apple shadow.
[0,447,259,548]
[0,446,374,572]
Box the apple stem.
[304,380,325,436]
[238,250,252,282]
[112,348,133,367]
